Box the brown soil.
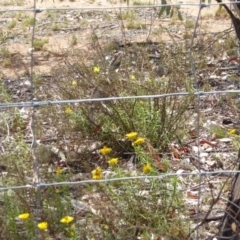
[0,0,232,78]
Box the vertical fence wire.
[29,0,41,238]
[189,3,202,238]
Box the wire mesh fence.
[1,0,240,239]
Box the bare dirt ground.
[0,0,231,79]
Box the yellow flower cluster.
[229,129,236,134]
[142,163,152,173]
[72,80,77,86]
[60,216,74,224]
[100,146,119,166]
[18,213,30,220]
[38,222,48,231]
[108,158,118,166]
[92,145,120,179]
[130,75,136,80]
[132,137,145,146]
[55,167,62,174]
[90,132,148,179]
[125,132,138,139]
[18,213,74,231]
[93,66,100,73]
[126,132,152,174]
[65,107,72,114]
[125,132,145,146]
[100,146,112,155]
[92,167,103,180]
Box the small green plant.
[209,125,227,139]
[185,19,195,29]
[79,19,88,26]
[103,13,112,22]
[7,20,17,29]
[132,0,154,5]
[117,10,136,20]
[70,34,77,46]
[126,20,146,29]
[152,27,163,35]
[0,31,9,44]
[23,17,35,27]
[2,59,11,67]
[202,13,213,19]
[183,31,191,39]
[225,37,236,55]
[33,38,48,51]
[0,47,11,58]
[46,10,61,21]
[52,23,59,31]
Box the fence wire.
[1,0,240,239]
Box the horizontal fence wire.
[0,0,239,239]
[0,170,238,191]
[1,90,240,108]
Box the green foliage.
[70,34,78,46]
[0,47,11,58]
[117,10,136,20]
[23,17,35,27]
[0,30,9,44]
[158,0,183,21]
[126,20,146,29]
[84,177,188,239]
[132,0,154,5]
[51,39,193,151]
[7,20,17,29]
[33,38,48,50]
[2,59,11,67]
[185,20,195,29]
[209,125,227,139]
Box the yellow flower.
[92,173,103,180]
[92,167,102,175]
[92,167,103,180]
[100,146,112,155]
[55,188,60,193]
[130,75,136,80]
[108,158,118,166]
[132,137,145,146]
[125,132,138,140]
[18,213,30,220]
[103,224,109,230]
[143,164,152,173]
[93,66,100,73]
[65,107,72,114]
[229,129,236,134]
[72,80,77,86]
[37,222,48,231]
[55,167,62,174]
[60,216,74,224]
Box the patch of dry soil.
[0,0,232,78]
